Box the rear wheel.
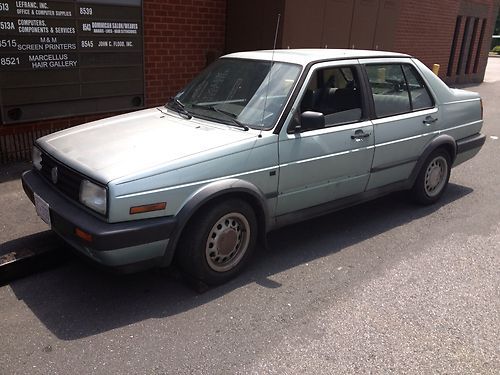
[176,199,257,285]
[412,149,451,205]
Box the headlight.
[32,146,42,170]
[80,180,107,215]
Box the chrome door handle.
[351,130,371,140]
[423,116,438,125]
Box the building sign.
[0,0,144,124]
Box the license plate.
[34,193,51,227]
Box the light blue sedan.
[22,49,485,285]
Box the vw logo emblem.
[51,167,58,184]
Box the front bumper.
[22,169,177,271]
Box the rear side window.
[365,63,434,118]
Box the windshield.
[170,58,302,130]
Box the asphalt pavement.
[0,59,499,374]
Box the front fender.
[161,178,271,266]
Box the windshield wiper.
[166,97,192,119]
[191,103,249,131]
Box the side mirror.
[295,111,325,132]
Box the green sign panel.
[0,0,144,124]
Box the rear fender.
[408,134,456,187]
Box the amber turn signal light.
[130,202,167,215]
[75,228,93,242]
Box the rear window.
[365,63,434,118]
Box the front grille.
[39,153,83,202]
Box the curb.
[0,232,69,286]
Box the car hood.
[37,108,256,183]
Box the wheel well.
[175,192,267,255]
[436,143,455,163]
[407,139,457,191]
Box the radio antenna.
[272,13,281,51]
[260,12,281,136]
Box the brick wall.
[393,0,499,84]
[1,0,498,164]
[143,0,226,107]
[0,0,226,163]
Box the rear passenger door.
[362,59,438,190]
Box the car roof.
[223,49,411,66]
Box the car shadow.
[8,183,473,341]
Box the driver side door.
[276,60,375,217]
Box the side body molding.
[161,178,272,266]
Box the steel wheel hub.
[218,229,238,255]
[424,156,447,197]
[205,212,250,272]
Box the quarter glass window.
[402,65,434,110]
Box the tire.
[411,149,451,205]
[176,199,258,285]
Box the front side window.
[172,58,301,130]
[366,63,434,118]
[297,65,364,130]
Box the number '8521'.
[1,57,20,66]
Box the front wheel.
[176,199,258,285]
[411,149,451,205]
